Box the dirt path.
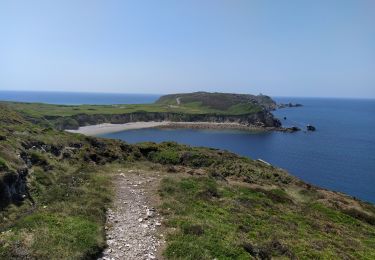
[98,169,164,260]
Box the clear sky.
[0,0,374,98]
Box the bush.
[149,150,180,165]
[53,117,79,130]
[181,151,214,167]
[343,208,375,225]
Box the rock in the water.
[306,125,316,131]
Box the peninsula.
[3,92,302,134]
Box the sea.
[0,90,160,105]
[1,90,374,203]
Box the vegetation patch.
[0,157,9,171]
[0,164,113,259]
[159,176,375,259]
[149,150,181,165]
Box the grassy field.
[136,142,375,259]
[159,175,375,259]
[0,92,271,121]
[2,98,262,119]
[155,92,276,111]
[0,164,113,259]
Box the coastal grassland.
[0,131,141,258]
[133,142,375,259]
[0,117,120,259]
[1,92,268,119]
[158,175,375,259]
[0,104,137,259]
[0,164,113,259]
[2,98,262,119]
[155,92,275,111]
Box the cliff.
[49,110,281,130]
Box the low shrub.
[149,150,181,165]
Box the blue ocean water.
[1,91,374,203]
[0,90,160,105]
[101,97,375,203]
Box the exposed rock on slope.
[52,110,281,130]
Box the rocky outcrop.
[306,125,316,131]
[48,111,282,130]
[278,126,301,133]
[0,168,30,209]
[277,103,303,109]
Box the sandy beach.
[66,121,274,136]
[66,121,171,136]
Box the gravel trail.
[98,170,164,260]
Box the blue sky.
[0,0,374,97]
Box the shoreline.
[158,122,276,132]
[66,122,170,136]
[65,121,284,136]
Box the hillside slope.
[155,91,277,112]
[1,104,375,259]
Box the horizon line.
[0,89,374,100]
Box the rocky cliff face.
[0,169,29,209]
[49,110,281,130]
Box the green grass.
[159,176,375,259]
[149,149,181,165]
[2,100,261,118]
[155,92,275,111]
[14,213,100,258]
[0,162,114,259]
[0,105,130,259]
[3,100,262,117]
